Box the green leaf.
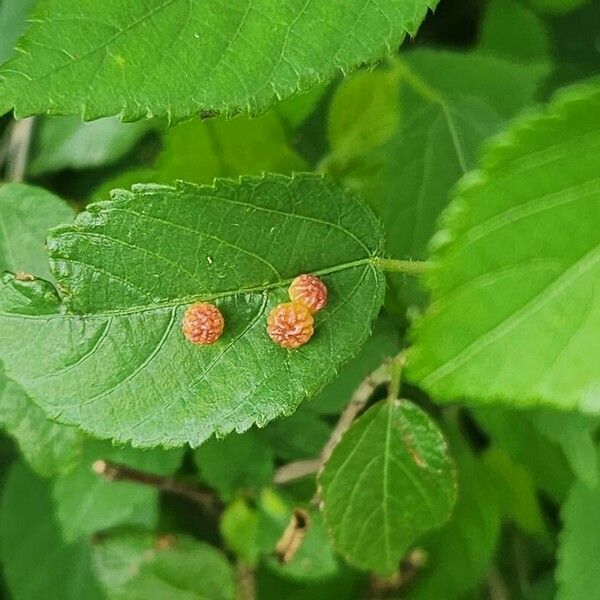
[318,399,457,574]
[406,433,501,600]
[93,112,306,201]
[255,489,341,581]
[482,447,546,536]
[0,183,84,476]
[530,0,592,15]
[534,411,600,488]
[473,406,573,503]
[0,183,74,280]
[310,316,400,415]
[327,49,550,309]
[0,174,385,447]
[53,440,183,542]
[220,498,260,565]
[479,0,551,61]
[0,0,36,63]
[194,429,274,499]
[408,84,600,412]
[0,376,82,477]
[262,406,330,461]
[0,463,105,600]
[0,0,436,122]
[29,116,153,176]
[557,468,600,600]
[92,529,235,600]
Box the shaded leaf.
[52,440,183,543]
[319,399,457,574]
[92,529,235,600]
[29,116,153,176]
[557,466,600,599]
[327,49,550,310]
[408,84,600,413]
[310,316,400,415]
[0,0,36,63]
[0,0,436,121]
[194,429,274,500]
[0,377,82,477]
[0,463,104,600]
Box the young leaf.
[318,399,457,574]
[0,463,104,600]
[408,84,600,413]
[0,174,385,447]
[0,0,436,122]
[557,470,600,600]
[29,116,153,176]
[326,49,550,309]
[52,440,183,543]
[92,530,235,600]
[194,429,274,499]
[0,376,82,477]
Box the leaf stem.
[273,362,390,485]
[374,258,431,275]
[92,459,220,514]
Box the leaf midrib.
[1,258,377,321]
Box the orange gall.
[267,301,314,349]
[288,274,328,313]
[182,302,224,345]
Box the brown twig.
[6,117,35,182]
[92,459,219,514]
[273,362,391,484]
[235,561,256,600]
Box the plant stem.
[387,351,407,402]
[6,117,35,182]
[374,257,431,275]
[274,362,390,485]
[92,459,219,514]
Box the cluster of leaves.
[0,0,599,598]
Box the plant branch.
[6,117,35,182]
[374,257,431,275]
[274,362,390,484]
[92,459,219,514]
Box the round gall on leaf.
[182,302,224,345]
[288,274,328,313]
[267,301,314,349]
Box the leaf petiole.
[374,257,431,274]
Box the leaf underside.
[0,0,436,122]
[0,174,385,447]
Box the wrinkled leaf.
[0,0,436,121]
[319,399,457,574]
[0,174,385,447]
